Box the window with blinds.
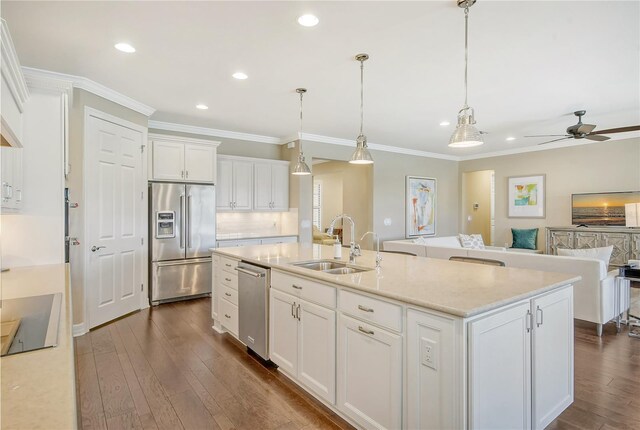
[313,181,322,229]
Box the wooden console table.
[546,226,640,267]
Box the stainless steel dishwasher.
[236,261,270,361]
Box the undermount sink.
[291,260,371,275]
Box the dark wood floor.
[75,298,640,430]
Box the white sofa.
[383,237,629,336]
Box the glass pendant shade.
[448,108,483,148]
[349,134,374,164]
[292,149,311,175]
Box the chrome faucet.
[361,231,382,269]
[328,214,361,264]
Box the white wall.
[1,89,65,267]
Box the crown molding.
[148,120,281,144]
[148,132,220,147]
[20,67,155,116]
[1,19,29,112]
[289,132,460,161]
[457,135,640,161]
[22,68,73,94]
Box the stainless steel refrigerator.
[149,182,216,305]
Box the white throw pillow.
[458,234,485,249]
[557,246,613,267]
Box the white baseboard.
[212,321,225,334]
[72,322,88,337]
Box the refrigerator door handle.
[156,258,210,267]
[179,194,185,249]
[187,194,192,249]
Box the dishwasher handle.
[235,267,265,278]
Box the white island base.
[211,244,576,430]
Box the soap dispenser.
[333,236,342,259]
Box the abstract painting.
[508,174,545,218]
[406,176,436,237]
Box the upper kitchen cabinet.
[254,161,289,211]
[217,156,253,211]
[1,146,23,210]
[150,134,219,183]
[1,19,29,148]
[217,155,289,212]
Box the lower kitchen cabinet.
[269,288,336,404]
[467,285,573,430]
[219,298,238,336]
[337,313,402,430]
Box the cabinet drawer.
[339,290,403,332]
[220,284,238,305]
[220,271,238,290]
[272,271,336,308]
[220,257,239,274]
[220,298,239,336]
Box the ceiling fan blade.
[524,134,571,138]
[577,124,596,134]
[537,137,573,145]
[591,125,640,135]
[585,134,610,142]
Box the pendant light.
[350,53,374,164]
[449,0,483,148]
[292,88,311,175]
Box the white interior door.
[86,113,144,328]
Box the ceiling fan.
[525,110,640,145]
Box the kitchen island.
[211,243,579,430]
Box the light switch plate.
[421,337,438,370]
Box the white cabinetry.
[468,285,573,430]
[1,147,23,210]
[337,313,402,430]
[217,155,289,212]
[213,256,239,337]
[1,19,29,149]
[150,134,219,183]
[269,273,336,404]
[254,162,289,211]
[215,236,297,248]
[216,157,253,211]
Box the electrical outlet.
[421,338,438,370]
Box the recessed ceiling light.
[114,43,135,53]
[440,121,450,126]
[196,104,208,110]
[232,72,248,80]
[506,137,516,141]
[298,14,319,27]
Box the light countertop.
[216,232,298,241]
[1,263,77,430]
[212,243,580,318]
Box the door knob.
[91,246,106,252]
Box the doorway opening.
[311,159,373,248]
[461,170,495,245]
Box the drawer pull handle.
[225,278,232,282]
[225,263,232,267]
[358,326,374,336]
[225,292,232,297]
[292,284,303,290]
[225,314,231,319]
[358,305,374,313]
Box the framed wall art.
[508,174,546,218]
[406,176,436,237]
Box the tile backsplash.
[216,210,298,238]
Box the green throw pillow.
[511,228,538,250]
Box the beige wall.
[312,168,343,231]
[68,89,148,326]
[148,128,283,160]
[459,138,640,251]
[461,170,493,245]
[283,141,460,247]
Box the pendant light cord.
[299,91,304,154]
[463,5,469,109]
[360,59,364,136]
